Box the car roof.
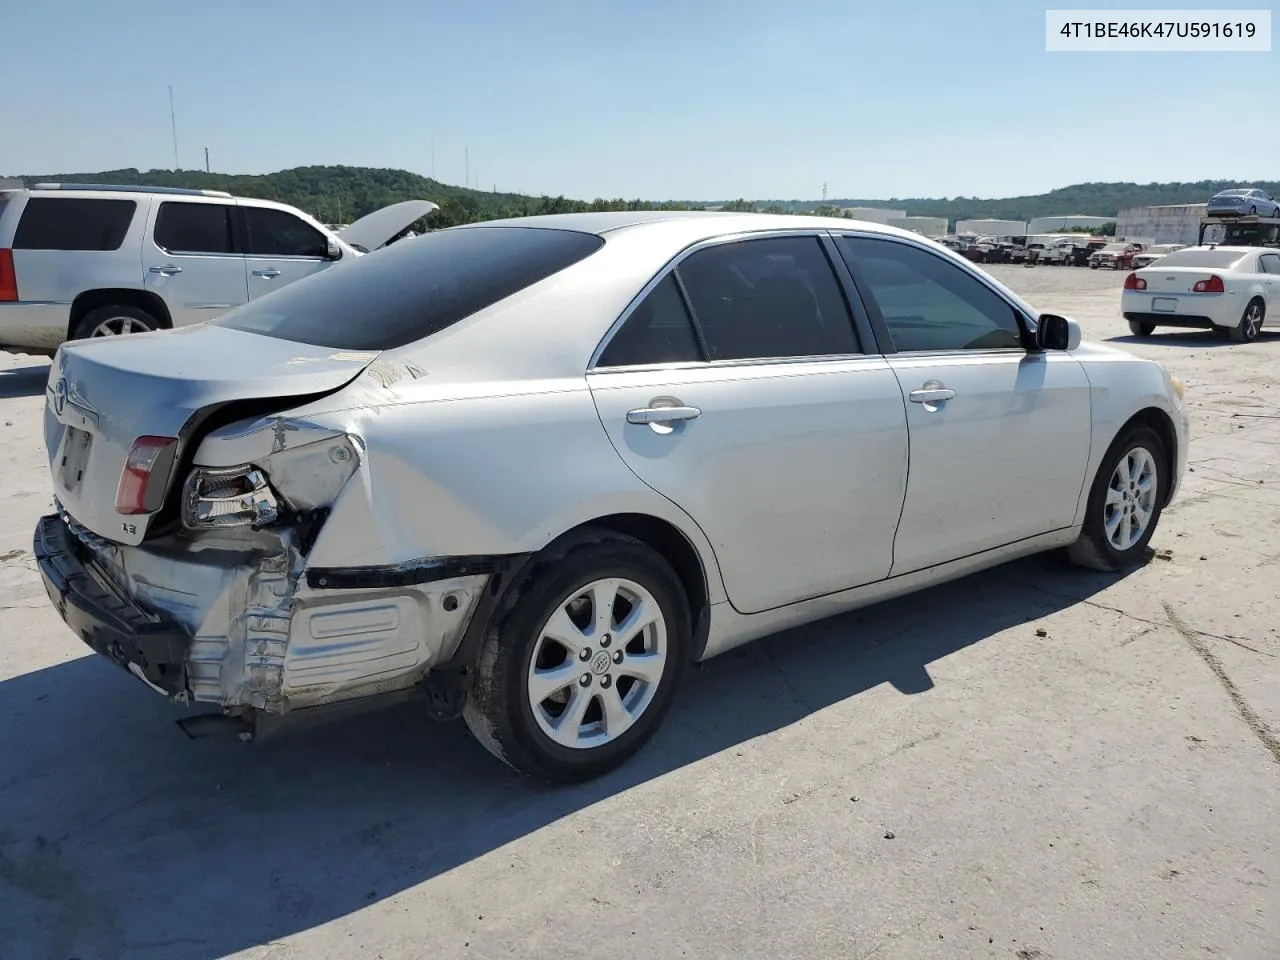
[453,209,921,243]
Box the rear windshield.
[1155,249,1247,269]
[13,197,137,251]
[213,225,604,350]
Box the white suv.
[0,183,435,355]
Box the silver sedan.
[35,212,1189,780]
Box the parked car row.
[946,234,1111,267]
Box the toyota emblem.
[52,377,67,416]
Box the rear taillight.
[1193,275,1225,293]
[116,436,178,515]
[181,465,279,529]
[0,249,17,302]
[1124,272,1147,290]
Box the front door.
[242,206,333,300]
[143,199,248,328]
[834,233,1093,575]
[588,235,909,615]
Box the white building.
[955,219,1026,237]
[1028,215,1114,233]
[1115,204,1209,246]
[887,216,947,237]
[837,206,906,224]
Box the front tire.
[1066,425,1167,571]
[1229,299,1264,343]
[1128,320,1156,337]
[71,304,160,341]
[463,530,690,782]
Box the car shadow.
[1106,330,1280,348]
[0,552,1134,959]
[0,363,50,399]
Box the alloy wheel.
[1103,447,1158,550]
[90,315,149,336]
[526,577,667,749]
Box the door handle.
[149,265,182,276]
[627,405,701,425]
[909,387,956,403]
[252,268,282,279]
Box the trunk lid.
[45,324,377,545]
[337,199,439,253]
[1136,266,1229,294]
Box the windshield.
[1101,244,1127,252]
[1155,249,1247,269]
[213,226,604,350]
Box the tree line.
[13,165,1275,230]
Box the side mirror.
[325,236,343,261]
[1036,313,1081,351]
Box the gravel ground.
[0,263,1277,960]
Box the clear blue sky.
[3,0,1275,200]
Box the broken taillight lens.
[116,436,178,515]
[182,465,279,530]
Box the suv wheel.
[72,305,159,340]
[1065,425,1167,571]
[463,530,690,781]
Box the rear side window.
[1260,254,1280,275]
[213,226,604,350]
[597,275,703,367]
[676,236,859,360]
[154,202,237,254]
[13,197,136,251]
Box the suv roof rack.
[32,182,234,199]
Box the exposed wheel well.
[579,513,711,660]
[1118,407,1178,506]
[68,289,173,340]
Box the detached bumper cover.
[33,514,190,696]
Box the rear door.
[145,199,248,327]
[588,233,909,615]
[834,233,1092,575]
[1260,253,1280,313]
[242,206,334,298]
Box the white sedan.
[35,212,1189,781]
[1122,246,1280,342]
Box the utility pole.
[204,147,210,173]
[431,136,436,178]
[822,182,828,202]
[168,85,180,170]
[465,145,470,188]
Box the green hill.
[9,165,1278,228]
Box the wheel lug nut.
[600,634,611,648]
[579,674,591,687]
[600,675,612,689]
[612,650,624,664]
[579,648,591,661]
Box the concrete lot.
[1,264,1276,960]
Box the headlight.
[1170,375,1184,401]
[183,465,280,529]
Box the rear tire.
[71,304,159,341]
[1229,299,1264,343]
[462,529,690,782]
[1066,425,1167,572]
[1128,320,1156,337]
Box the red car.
[1088,242,1144,270]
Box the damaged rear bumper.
[34,514,191,696]
[34,511,503,717]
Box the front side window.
[13,197,136,251]
[214,225,604,351]
[244,207,328,258]
[597,274,703,367]
[836,236,1024,353]
[154,202,236,255]
[675,236,858,361]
